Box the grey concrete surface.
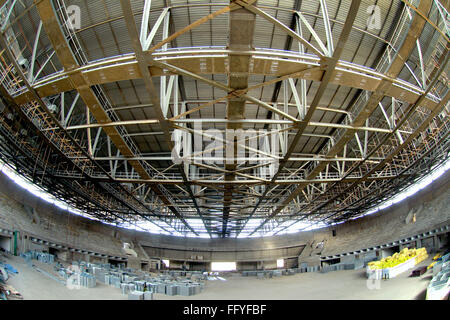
[3,254,433,300]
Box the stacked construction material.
[320,263,357,273]
[168,270,186,277]
[22,251,54,264]
[426,269,450,300]
[432,252,450,275]
[145,282,159,293]
[367,247,428,279]
[306,266,319,272]
[156,283,166,294]
[134,280,146,291]
[0,262,17,282]
[426,253,450,300]
[287,269,296,275]
[80,272,96,288]
[272,270,282,277]
[21,252,32,263]
[112,275,121,288]
[105,274,121,288]
[128,290,144,300]
[194,283,203,294]
[58,268,69,280]
[92,267,107,283]
[143,291,153,300]
[72,262,205,296]
[35,252,55,264]
[414,248,429,265]
[138,279,203,296]
[166,284,179,296]
[321,264,343,273]
[123,275,138,283]
[64,270,96,288]
[121,283,136,295]
[179,284,196,296]
[243,268,321,277]
[191,273,203,281]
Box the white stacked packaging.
[366,256,417,280]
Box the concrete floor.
[2,255,432,300]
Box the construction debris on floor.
[89,263,205,298]
[0,283,23,300]
[410,266,427,277]
[0,252,23,300]
[426,251,450,300]
[17,250,206,299]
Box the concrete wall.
[264,260,278,270]
[141,244,304,263]
[0,172,128,262]
[0,167,449,268]
[237,261,257,270]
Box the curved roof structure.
[0,0,448,238]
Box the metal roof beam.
[120,0,210,237]
[34,0,187,233]
[240,0,361,236]
[249,0,435,235]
